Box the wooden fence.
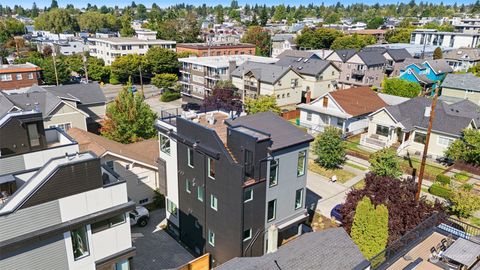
[452,161,480,176]
[281,109,300,120]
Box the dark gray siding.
[0,154,26,175]
[0,113,47,156]
[0,200,61,242]
[0,234,68,270]
[21,158,103,209]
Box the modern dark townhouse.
[156,111,313,266]
[0,110,135,270]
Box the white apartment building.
[410,29,480,48]
[88,30,176,65]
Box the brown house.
[177,43,256,57]
[0,63,42,90]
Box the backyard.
[308,160,356,183]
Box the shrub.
[454,171,470,183]
[461,183,474,192]
[160,91,181,102]
[450,189,480,218]
[436,174,451,185]
[153,189,165,209]
[429,183,452,199]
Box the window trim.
[208,157,215,179]
[197,186,204,202]
[167,199,178,217]
[91,214,126,234]
[267,199,277,222]
[437,136,453,147]
[71,226,90,260]
[188,147,194,168]
[243,228,252,242]
[413,131,427,145]
[295,188,304,210]
[244,189,253,203]
[376,124,389,137]
[186,179,191,193]
[208,229,215,246]
[210,194,218,211]
[269,159,279,187]
[297,151,306,177]
[160,134,171,155]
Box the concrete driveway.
[132,209,193,270]
[145,97,184,115]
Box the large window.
[269,159,279,187]
[295,189,303,210]
[208,157,215,179]
[0,74,12,81]
[208,229,215,246]
[91,214,126,233]
[376,125,389,137]
[297,151,306,177]
[243,228,252,241]
[267,199,277,221]
[49,123,72,132]
[160,134,171,155]
[210,194,218,211]
[244,149,254,178]
[414,131,427,145]
[197,186,204,202]
[71,226,90,260]
[115,259,129,270]
[306,112,312,121]
[27,123,40,147]
[167,199,177,216]
[244,189,253,202]
[438,136,453,147]
[188,147,194,168]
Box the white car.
[129,206,150,227]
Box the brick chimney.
[305,90,312,104]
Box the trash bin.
[295,118,300,126]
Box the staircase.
[224,144,238,163]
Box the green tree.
[367,17,384,29]
[34,8,76,33]
[145,47,179,74]
[215,5,224,24]
[31,2,39,18]
[351,196,389,259]
[43,57,70,85]
[244,95,280,114]
[312,126,346,169]
[433,47,443,60]
[273,5,286,22]
[382,77,422,98]
[445,129,480,166]
[77,11,117,33]
[450,189,480,218]
[259,6,268,26]
[385,28,413,44]
[101,84,157,144]
[330,34,376,50]
[87,57,110,82]
[50,0,59,9]
[228,9,241,22]
[120,11,135,37]
[296,27,343,49]
[135,4,147,20]
[110,54,144,83]
[241,26,271,56]
[151,73,178,89]
[0,18,25,43]
[369,148,402,179]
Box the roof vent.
[298,66,303,70]
[424,106,431,117]
[303,58,308,63]
[297,58,302,62]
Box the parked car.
[182,102,201,111]
[330,204,343,223]
[129,205,150,227]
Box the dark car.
[330,204,343,223]
[181,102,201,111]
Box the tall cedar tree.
[341,173,444,243]
[351,196,389,259]
[101,85,157,143]
[312,126,346,169]
[433,47,443,60]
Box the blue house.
[398,59,453,93]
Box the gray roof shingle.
[0,92,16,118]
[215,228,367,270]
[225,112,314,151]
[441,73,480,93]
[385,48,412,62]
[276,56,336,76]
[425,59,453,74]
[231,62,297,84]
[3,88,62,116]
[335,49,357,62]
[44,82,107,105]
[356,50,387,66]
[384,97,479,135]
[275,49,319,60]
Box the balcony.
[385,64,393,71]
[352,69,366,77]
[244,84,258,92]
[205,73,220,80]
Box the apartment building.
[328,50,386,88]
[178,55,278,102]
[410,29,480,48]
[176,43,256,57]
[271,34,297,58]
[156,111,313,266]
[0,63,42,90]
[453,18,480,33]
[231,62,304,107]
[0,110,135,270]
[89,30,176,65]
[36,39,87,56]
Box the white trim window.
[269,159,279,187]
[210,194,218,211]
[16,73,22,80]
[295,188,304,210]
[267,199,277,221]
[71,226,90,260]
[297,151,306,177]
[49,123,72,132]
[0,74,12,81]
[188,147,194,168]
[243,228,252,241]
[244,189,253,203]
[197,186,204,202]
[167,199,178,216]
[160,134,171,155]
[306,112,312,121]
[208,157,215,179]
[208,229,215,246]
[28,72,34,79]
[437,136,454,147]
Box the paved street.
[132,209,193,270]
[101,84,161,102]
[145,97,184,115]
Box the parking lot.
[131,209,193,270]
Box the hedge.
[436,174,451,185]
[160,91,181,102]
[428,183,452,199]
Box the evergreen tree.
[50,0,58,9]
[433,47,443,59]
[260,6,268,26]
[101,84,157,144]
[120,11,135,37]
[351,196,389,259]
[31,2,39,18]
[313,126,346,169]
[369,148,402,179]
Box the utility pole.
[415,85,440,202]
[83,53,89,82]
[138,65,144,94]
[52,45,59,86]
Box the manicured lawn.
[345,162,368,171]
[345,135,375,157]
[469,216,480,227]
[400,156,447,179]
[309,160,356,183]
[454,171,471,183]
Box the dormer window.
[27,123,40,147]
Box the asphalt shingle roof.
[384,97,479,135]
[425,59,453,74]
[231,62,296,84]
[441,73,480,93]
[0,92,15,118]
[225,112,314,151]
[276,56,335,77]
[444,48,480,61]
[386,48,412,62]
[334,49,357,62]
[215,228,367,270]
[276,49,319,60]
[357,50,387,67]
[329,87,387,117]
[3,87,62,116]
[271,34,296,42]
[45,82,107,105]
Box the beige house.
[361,97,479,159]
[68,128,160,206]
[231,62,304,107]
[441,73,480,105]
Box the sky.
[5,0,476,8]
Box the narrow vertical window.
[208,229,215,246]
[208,157,215,179]
[197,186,204,202]
[269,159,279,187]
[297,151,306,177]
[27,123,40,147]
[188,147,194,167]
[160,134,171,155]
[71,226,90,260]
[210,194,218,211]
[186,179,191,193]
[295,189,304,210]
[267,199,277,221]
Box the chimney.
[424,106,431,117]
[228,60,237,79]
[306,91,311,104]
[267,225,279,253]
